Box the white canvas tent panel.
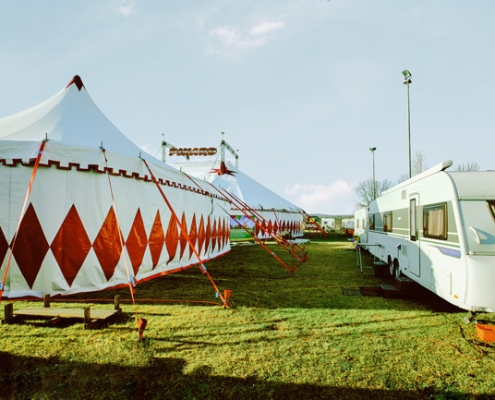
[211,165,304,239]
[0,76,230,298]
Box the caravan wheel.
[393,259,401,278]
[388,257,394,277]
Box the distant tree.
[395,151,428,184]
[396,173,408,184]
[412,150,427,176]
[456,162,480,171]
[354,178,395,209]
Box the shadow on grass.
[0,351,484,400]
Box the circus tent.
[0,76,230,299]
[210,164,304,240]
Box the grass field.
[1,233,495,399]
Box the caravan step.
[373,261,388,277]
[380,283,407,298]
[394,276,416,291]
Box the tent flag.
[0,76,231,299]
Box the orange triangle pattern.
[2,203,229,290]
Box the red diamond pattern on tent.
[165,213,179,265]
[126,209,148,276]
[211,218,217,253]
[218,218,224,249]
[224,218,229,244]
[204,216,211,255]
[188,214,197,258]
[261,219,267,236]
[12,203,49,289]
[0,227,8,266]
[51,205,92,287]
[179,213,188,260]
[273,220,279,235]
[93,207,124,281]
[222,218,227,248]
[149,211,164,268]
[197,215,206,255]
[267,220,273,235]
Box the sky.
[1,1,494,215]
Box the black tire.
[388,257,395,276]
[393,259,401,278]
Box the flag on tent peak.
[65,75,85,91]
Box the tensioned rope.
[101,146,143,337]
[212,185,307,263]
[141,158,230,308]
[0,140,47,301]
[198,179,299,273]
[300,209,328,237]
[179,172,291,274]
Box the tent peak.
[65,75,85,91]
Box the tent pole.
[101,147,141,329]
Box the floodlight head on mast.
[402,69,412,84]
[369,147,376,152]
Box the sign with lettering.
[169,148,217,157]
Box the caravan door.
[408,194,421,276]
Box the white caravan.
[354,207,368,243]
[365,160,495,313]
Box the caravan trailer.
[354,207,368,243]
[365,160,495,313]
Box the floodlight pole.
[403,70,412,179]
[370,147,377,200]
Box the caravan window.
[423,203,447,240]
[410,198,417,241]
[383,212,393,232]
[369,214,375,230]
[488,201,495,222]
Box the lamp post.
[402,69,412,178]
[370,147,377,200]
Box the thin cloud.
[250,21,284,36]
[118,0,135,16]
[208,19,284,55]
[284,181,355,214]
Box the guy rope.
[141,158,230,308]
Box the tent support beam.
[215,187,307,263]
[203,181,307,267]
[141,159,228,307]
[183,171,296,273]
[300,210,328,237]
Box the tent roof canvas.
[211,164,302,213]
[0,76,171,170]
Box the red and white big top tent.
[0,76,230,299]
[210,164,304,240]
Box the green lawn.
[1,233,494,399]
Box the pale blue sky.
[1,1,494,214]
